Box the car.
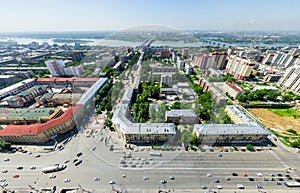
[201,185,207,189]
[0,178,6,182]
[17,166,23,170]
[278,178,284,181]
[237,184,245,189]
[109,180,116,185]
[30,166,36,170]
[207,173,212,177]
[74,159,82,166]
[143,176,149,180]
[137,165,142,168]
[73,159,78,163]
[169,176,175,180]
[225,177,231,181]
[256,173,263,177]
[13,174,19,178]
[160,180,167,184]
[242,173,248,177]
[94,177,100,181]
[64,178,71,183]
[77,152,83,157]
[249,177,255,181]
[92,147,96,151]
[278,173,283,177]
[64,159,70,164]
[1,182,8,187]
[271,177,275,181]
[4,158,10,162]
[35,155,41,158]
[256,184,263,189]
[270,173,275,177]
[232,173,238,176]
[2,169,8,173]
[122,174,126,178]
[287,176,293,180]
[263,178,269,181]
[49,174,56,179]
[217,185,222,189]
[215,179,220,183]
[217,154,222,157]
[276,181,281,185]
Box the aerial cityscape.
[0,0,300,193]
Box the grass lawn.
[268,108,300,119]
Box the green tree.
[246,144,254,151]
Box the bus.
[284,182,300,187]
[42,164,66,173]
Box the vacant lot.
[249,108,300,134]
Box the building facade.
[165,109,198,124]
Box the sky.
[0,0,300,32]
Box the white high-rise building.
[278,65,300,93]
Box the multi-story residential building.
[193,105,270,145]
[191,52,227,70]
[71,52,84,62]
[177,58,185,71]
[0,107,63,125]
[165,109,198,124]
[63,65,84,77]
[263,74,282,83]
[0,79,36,99]
[198,78,228,105]
[45,59,84,77]
[225,55,255,80]
[0,75,15,86]
[278,65,300,93]
[45,60,66,77]
[112,88,176,144]
[160,75,172,88]
[193,124,270,145]
[5,85,47,107]
[223,81,244,99]
[0,77,108,143]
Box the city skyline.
[0,0,300,32]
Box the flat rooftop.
[5,107,59,119]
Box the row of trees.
[237,89,281,102]
[133,80,160,123]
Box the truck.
[42,164,66,173]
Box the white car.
[94,177,100,181]
[143,176,149,180]
[217,185,222,189]
[207,173,212,177]
[1,169,8,173]
[30,166,36,170]
[64,178,71,182]
[109,180,116,185]
[0,178,6,182]
[256,173,263,177]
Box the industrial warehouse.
[0,77,108,143]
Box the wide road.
[0,124,300,193]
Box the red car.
[13,174,19,178]
[242,173,248,177]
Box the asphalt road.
[0,127,300,193]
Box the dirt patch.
[248,108,300,134]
